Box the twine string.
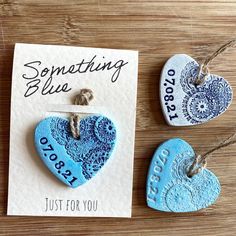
[70,89,94,139]
[195,39,236,85]
[188,40,236,176]
[187,133,236,177]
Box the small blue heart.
[146,138,220,212]
[34,115,116,188]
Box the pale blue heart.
[146,138,221,212]
[34,115,116,188]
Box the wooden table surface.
[1,0,236,235]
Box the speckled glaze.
[35,116,116,188]
[146,138,221,212]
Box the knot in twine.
[187,133,236,177]
[70,88,94,139]
[195,39,236,85]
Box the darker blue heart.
[34,115,116,188]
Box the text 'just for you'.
[22,55,129,97]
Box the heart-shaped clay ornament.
[160,54,233,126]
[35,115,116,188]
[146,138,221,212]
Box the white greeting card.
[7,43,138,217]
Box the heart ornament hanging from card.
[160,54,233,126]
[146,138,221,212]
[35,115,116,188]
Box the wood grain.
[1,0,236,235]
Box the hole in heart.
[187,173,192,178]
[186,166,193,179]
[186,168,201,179]
[73,135,81,140]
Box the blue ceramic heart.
[160,54,233,126]
[35,115,116,188]
[146,138,221,212]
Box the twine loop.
[74,89,94,106]
[195,64,210,85]
[194,39,236,85]
[70,89,94,139]
[187,155,207,178]
[187,133,236,177]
